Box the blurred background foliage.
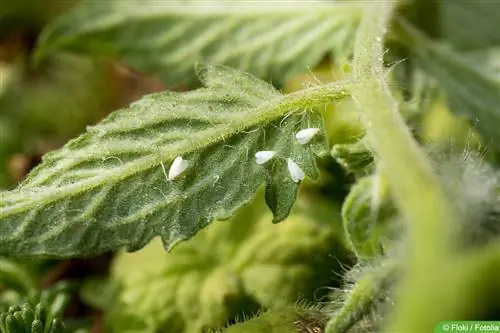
[1,2,167,331]
[0,0,499,332]
[0,0,167,190]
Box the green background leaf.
[0,55,112,190]
[439,0,500,50]
[35,0,361,87]
[108,193,349,333]
[397,20,500,148]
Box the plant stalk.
[348,3,461,332]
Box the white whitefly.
[168,156,189,180]
[255,151,277,165]
[287,158,305,183]
[295,128,320,145]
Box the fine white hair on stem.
[295,128,320,144]
[167,156,189,180]
[306,65,324,87]
[255,151,277,165]
[287,158,305,183]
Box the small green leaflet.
[341,174,396,259]
[330,138,373,176]
[0,65,345,257]
[35,0,362,87]
[397,20,500,148]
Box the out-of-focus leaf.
[108,193,350,333]
[342,173,397,259]
[420,99,482,152]
[0,64,20,188]
[0,55,110,190]
[0,118,20,189]
[36,0,362,87]
[464,48,500,78]
[397,20,500,148]
[0,0,73,27]
[439,0,500,50]
[0,64,16,98]
[80,278,116,311]
[0,55,109,140]
[0,258,36,294]
[0,64,344,257]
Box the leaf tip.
[163,237,183,253]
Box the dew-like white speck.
[255,151,277,165]
[287,159,305,183]
[168,156,189,180]
[295,128,320,145]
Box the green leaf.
[0,55,111,189]
[0,64,346,257]
[0,0,69,27]
[108,193,349,333]
[397,20,500,147]
[80,278,116,311]
[342,173,397,259]
[0,258,37,294]
[0,55,109,140]
[439,0,500,50]
[330,138,373,175]
[36,0,362,87]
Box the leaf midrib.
[34,138,252,244]
[0,81,348,219]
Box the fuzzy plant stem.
[325,259,398,333]
[345,2,461,332]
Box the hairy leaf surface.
[0,65,345,257]
[36,0,361,86]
